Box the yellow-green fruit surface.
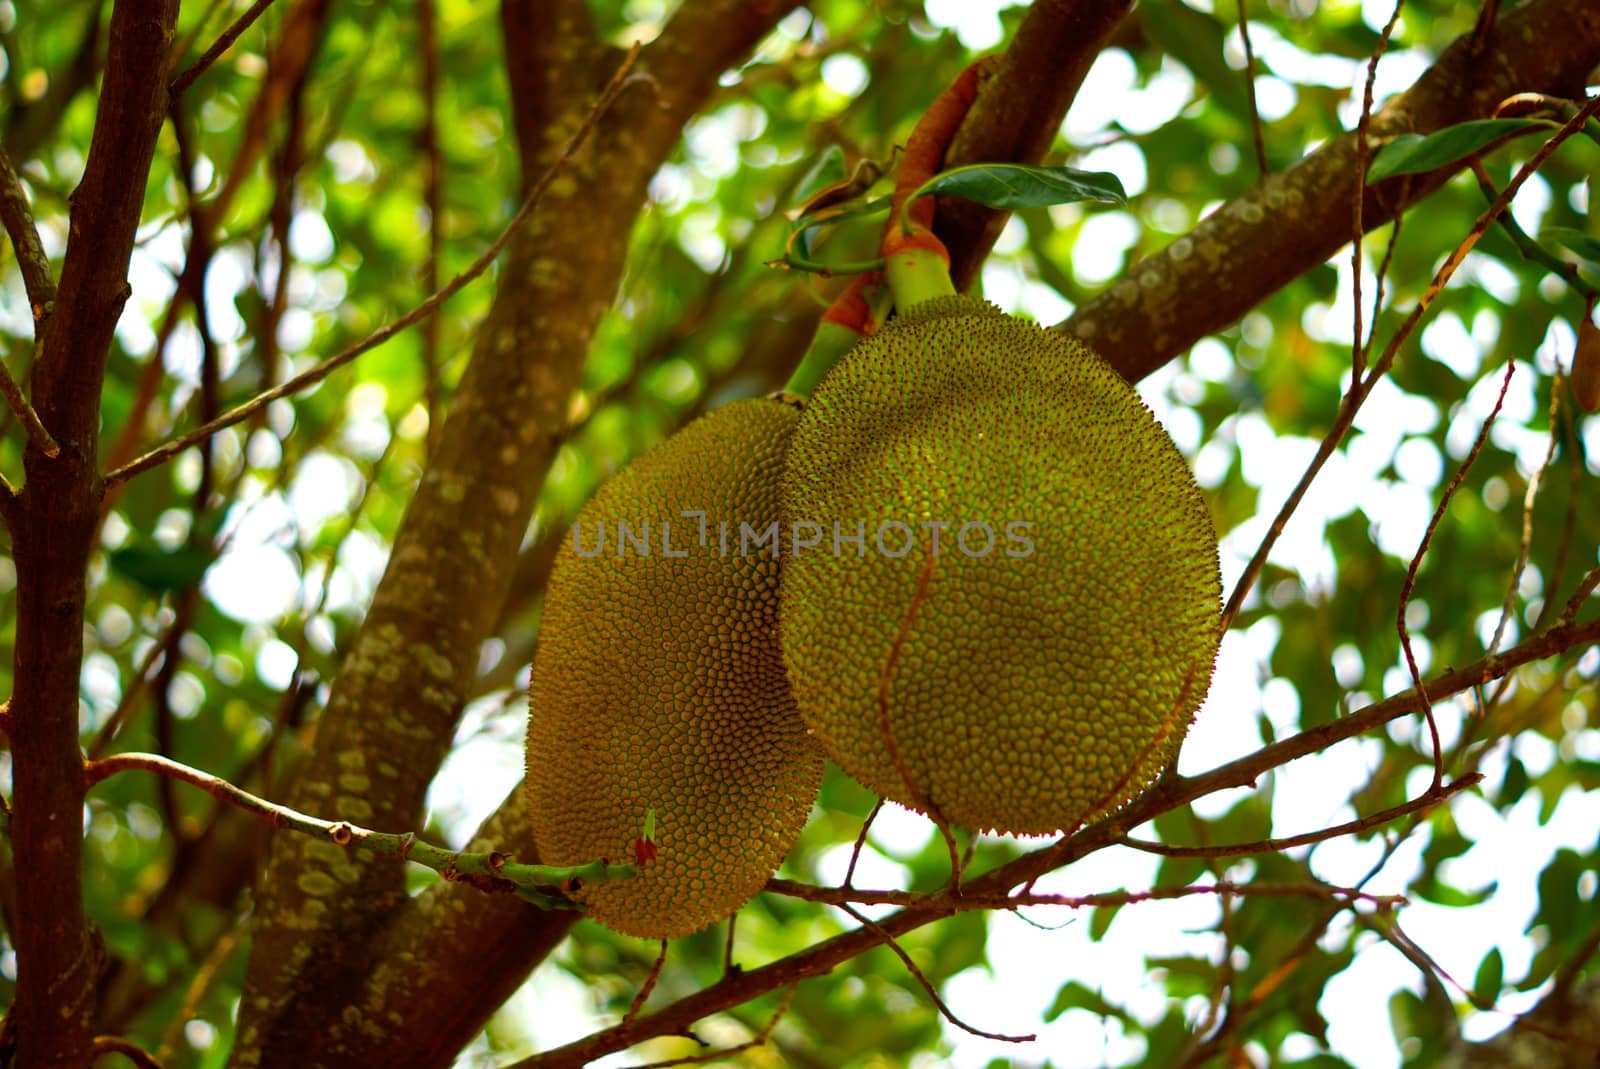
[526,397,823,939]
[779,296,1221,836]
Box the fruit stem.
[876,59,990,313]
[785,272,885,398]
[884,243,956,311]
[887,58,991,246]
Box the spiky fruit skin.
[526,396,823,940]
[779,296,1221,836]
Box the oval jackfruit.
[779,296,1221,836]
[526,396,824,939]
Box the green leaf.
[108,543,215,594]
[1471,947,1503,1007]
[1413,876,1496,908]
[792,145,848,210]
[1044,980,1134,1024]
[1139,0,1252,120]
[1496,755,1529,807]
[1088,902,1119,941]
[1541,225,1600,264]
[1366,118,1550,183]
[907,163,1127,218]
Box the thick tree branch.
[234,4,803,1065]
[6,3,178,1067]
[938,0,1134,290]
[1059,0,1600,382]
[500,0,608,193]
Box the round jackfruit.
[526,396,824,939]
[779,296,1221,836]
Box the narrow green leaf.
[1366,118,1550,183]
[1414,876,1496,908]
[908,163,1127,217]
[1089,902,1120,941]
[1541,225,1600,264]
[1044,980,1133,1024]
[791,145,848,210]
[1471,947,1504,1007]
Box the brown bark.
[3,3,178,1066]
[1442,977,1600,1069]
[231,3,803,1065]
[939,0,1135,291]
[1059,0,1600,382]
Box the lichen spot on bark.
[335,795,374,823]
[297,870,339,897]
[414,644,454,681]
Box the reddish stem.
[819,271,881,335]
[883,58,993,261]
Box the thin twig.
[1472,160,1598,299]
[81,752,637,901]
[1118,775,1481,858]
[169,0,278,97]
[154,912,246,1064]
[106,43,644,489]
[0,349,58,457]
[1350,0,1403,381]
[1222,91,1600,632]
[89,1035,164,1068]
[1183,902,1341,1068]
[624,941,670,1024]
[1236,0,1268,178]
[875,548,965,885]
[1557,565,1600,625]
[722,913,738,976]
[1483,365,1564,710]
[843,797,884,889]
[418,0,443,455]
[0,141,57,316]
[1364,912,1462,1028]
[770,877,1405,914]
[628,986,797,1069]
[837,902,1034,1043]
[1397,359,1516,790]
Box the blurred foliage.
[0,0,1596,1067]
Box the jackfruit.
[779,296,1221,836]
[526,396,824,939]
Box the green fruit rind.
[527,397,824,940]
[779,296,1222,837]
